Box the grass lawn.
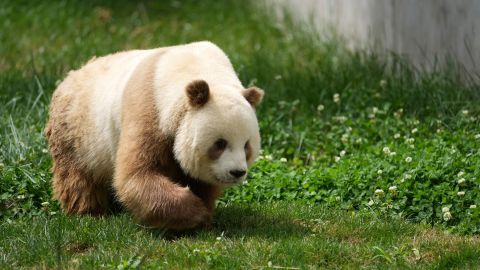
[1,0,480,268]
[2,202,480,269]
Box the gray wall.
[266,0,480,77]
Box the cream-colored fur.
[45,41,263,229]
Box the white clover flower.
[457,171,465,177]
[346,127,353,133]
[412,248,421,261]
[405,173,412,179]
[333,93,341,103]
[41,202,50,207]
[409,145,415,149]
[382,147,391,155]
[406,138,415,144]
[265,155,273,161]
[436,129,443,134]
[375,189,385,196]
[470,205,477,209]
[340,150,346,157]
[280,157,287,162]
[405,157,412,163]
[457,178,466,185]
[41,148,49,153]
[411,128,418,134]
[475,134,480,139]
[268,261,273,267]
[355,138,363,144]
[368,113,376,119]
[442,206,450,213]
[462,110,469,115]
[379,80,387,88]
[334,156,341,162]
[341,134,349,143]
[372,107,379,114]
[413,120,420,125]
[367,200,375,206]
[388,186,397,193]
[317,104,325,111]
[274,75,282,80]
[333,116,348,123]
[389,152,397,157]
[394,133,401,139]
[457,191,465,196]
[216,236,222,241]
[377,169,383,175]
[443,211,452,221]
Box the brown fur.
[245,141,252,161]
[186,80,210,107]
[242,87,264,107]
[46,52,223,230]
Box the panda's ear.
[186,80,210,107]
[242,86,264,107]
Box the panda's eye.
[214,138,227,150]
[244,141,250,150]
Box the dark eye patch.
[208,138,227,160]
[245,141,252,160]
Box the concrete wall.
[266,0,480,76]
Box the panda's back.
[48,48,161,179]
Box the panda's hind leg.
[46,110,113,215]
[51,165,113,215]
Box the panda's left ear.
[186,80,210,107]
[242,86,264,107]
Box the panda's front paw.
[168,187,212,230]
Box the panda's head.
[174,80,264,186]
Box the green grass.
[1,0,480,268]
[2,202,480,269]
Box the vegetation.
[1,0,479,268]
[2,202,480,269]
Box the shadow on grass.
[159,203,311,240]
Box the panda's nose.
[230,170,246,178]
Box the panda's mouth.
[215,176,243,186]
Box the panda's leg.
[114,169,212,230]
[46,110,112,216]
[189,183,223,211]
[51,165,112,215]
[112,126,213,229]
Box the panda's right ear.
[186,80,210,107]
